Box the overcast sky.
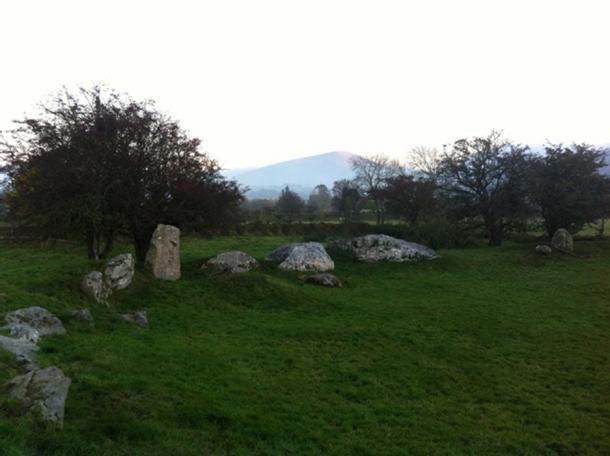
[1,0,608,168]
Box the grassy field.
[0,236,609,455]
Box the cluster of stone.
[1,307,70,428]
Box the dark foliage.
[437,131,531,246]
[0,86,243,260]
[528,143,610,236]
[382,175,437,223]
[275,186,304,222]
[331,179,365,223]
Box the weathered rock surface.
[304,273,343,288]
[81,271,111,304]
[104,253,135,290]
[146,224,181,280]
[70,308,93,323]
[551,228,574,253]
[337,234,437,262]
[206,251,258,273]
[121,310,148,328]
[5,307,66,338]
[535,245,552,255]
[0,335,38,371]
[267,242,334,272]
[6,366,71,428]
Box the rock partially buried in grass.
[104,253,135,290]
[81,271,111,304]
[121,311,148,328]
[535,245,552,255]
[70,308,94,324]
[304,273,343,288]
[332,234,437,262]
[4,307,66,338]
[146,224,181,280]
[551,228,573,253]
[0,335,39,372]
[267,242,334,272]
[205,251,258,273]
[6,366,71,428]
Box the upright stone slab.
[551,228,573,253]
[145,224,181,280]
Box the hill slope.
[228,151,359,199]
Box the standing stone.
[6,366,71,428]
[81,271,111,304]
[551,228,574,253]
[104,254,135,290]
[146,224,181,280]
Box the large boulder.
[4,307,65,338]
[304,273,343,288]
[6,366,71,428]
[345,234,437,262]
[205,251,258,273]
[104,254,135,290]
[551,228,574,253]
[146,224,181,280]
[81,271,111,304]
[267,242,334,272]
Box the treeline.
[243,131,610,246]
[1,86,609,258]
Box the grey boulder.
[551,228,574,253]
[267,242,334,272]
[6,366,71,428]
[81,271,111,304]
[104,253,135,290]
[346,234,437,262]
[206,251,258,273]
[304,273,343,288]
[4,307,65,338]
[70,308,94,323]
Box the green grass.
[0,236,609,455]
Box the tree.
[307,184,332,215]
[382,175,437,224]
[331,179,364,222]
[408,145,442,180]
[528,143,610,236]
[275,186,304,222]
[436,131,531,246]
[0,86,243,260]
[351,154,403,224]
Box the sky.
[1,0,609,169]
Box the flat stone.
[304,273,343,288]
[70,308,94,323]
[348,234,437,262]
[205,251,258,273]
[121,311,148,328]
[4,307,65,338]
[535,245,552,255]
[6,366,71,428]
[0,334,39,371]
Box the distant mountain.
[228,151,360,199]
